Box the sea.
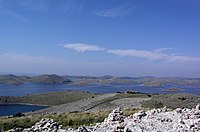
[0,83,199,116]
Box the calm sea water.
[0,83,199,116]
[0,104,48,116]
[0,83,199,96]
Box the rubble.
[5,104,200,132]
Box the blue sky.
[0,0,200,77]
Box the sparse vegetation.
[85,92,149,111]
[162,88,183,92]
[0,108,140,131]
[142,94,200,109]
[0,91,96,106]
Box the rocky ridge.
[5,104,200,132]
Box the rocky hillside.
[0,74,30,85]
[6,105,200,132]
[30,74,72,84]
[0,74,72,84]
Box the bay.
[0,104,48,116]
[0,83,199,116]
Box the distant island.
[0,74,200,86]
[0,74,72,85]
[162,88,184,92]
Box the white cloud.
[0,52,199,77]
[107,49,162,60]
[95,4,134,17]
[107,48,200,63]
[64,43,105,52]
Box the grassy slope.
[0,92,148,130]
[142,94,200,109]
[0,93,199,131]
[84,93,149,111]
[0,108,139,131]
[0,91,96,106]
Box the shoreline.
[0,103,50,107]
[0,91,199,117]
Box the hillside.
[0,74,200,86]
[0,74,72,84]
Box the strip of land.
[0,90,199,131]
[1,74,200,87]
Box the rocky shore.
[5,104,200,132]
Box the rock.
[19,118,66,132]
[73,105,200,132]
[136,110,147,119]
[175,108,182,113]
[6,128,22,132]
[5,104,200,132]
[104,107,125,123]
[196,104,200,111]
[77,126,89,132]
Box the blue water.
[0,104,48,116]
[0,83,199,116]
[0,83,199,96]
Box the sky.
[0,0,200,77]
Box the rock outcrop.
[72,105,200,132]
[6,118,64,132]
[5,105,200,132]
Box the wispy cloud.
[107,48,200,63]
[18,0,50,12]
[64,43,105,52]
[63,42,200,63]
[55,0,84,15]
[0,1,28,23]
[95,4,134,17]
[0,0,51,23]
[0,7,27,23]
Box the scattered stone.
[196,104,200,111]
[7,128,22,132]
[22,118,66,132]
[5,105,200,132]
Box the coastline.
[0,103,50,107]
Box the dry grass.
[0,91,96,106]
[0,108,140,131]
[142,94,200,109]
